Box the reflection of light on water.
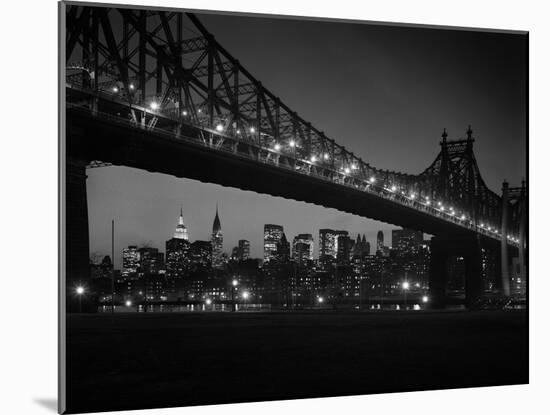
[396,304,400,310]
[413,304,421,310]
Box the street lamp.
[402,281,410,310]
[125,300,132,307]
[76,286,84,313]
[317,296,324,307]
[232,279,238,311]
[242,291,250,310]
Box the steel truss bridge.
[63,4,527,309]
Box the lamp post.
[76,286,84,313]
[402,281,410,310]
[242,291,249,311]
[232,279,238,312]
[317,296,324,308]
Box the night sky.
[86,11,527,267]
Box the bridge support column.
[500,181,511,296]
[429,234,484,309]
[66,158,92,312]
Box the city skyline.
[88,166,404,268]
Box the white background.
[0,0,546,414]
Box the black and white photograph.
[60,1,529,413]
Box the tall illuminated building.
[173,206,189,240]
[166,208,191,278]
[264,224,284,263]
[138,247,163,275]
[211,205,224,269]
[122,245,140,278]
[292,234,314,265]
[165,238,190,279]
[319,229,348,268]
[190,241,212,268]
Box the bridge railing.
[66,87,519,246]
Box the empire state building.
[174,206,189,240]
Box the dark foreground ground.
[65,309,528,413]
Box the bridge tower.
[429,234,484,308]
[65,157,93,312]
[501,181,511,296]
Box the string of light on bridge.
[82,78,520,246]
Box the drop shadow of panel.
[34,398,57,413]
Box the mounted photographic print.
[59,1,528,413]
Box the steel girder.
[65,5,522,235]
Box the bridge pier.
[66,157,93,312]
[429,234,483,309]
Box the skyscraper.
[292,234,314,265]
[319,229,348,268]
[336,234,352,265]
[166,208,192,278]
[165,237,190,278]
[173,206,189,240]
[362,235,370,256]
[122,245,139,278]
[275,233,291,263]
[211,205,224,269]
[264,224,284,263]
[377,230,384,253]
[238,239,250,260]
[190,240,212,269]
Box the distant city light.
[216,124,224,132]
[112,86,119,93]
[410,193,416,199]
[150,101,159,110]
[76,286,84,295]
[391,186,397,192]
[232,279,239,287]
[250,127,255,133]
[129,84,135,90]
[402,281,410,290]
[182,110,188,116]
[236,129,241,134]
[205,298,212,305]
[344,167,351,174]
[289,140,296,147]
[369,177,376,183]
[318,297,324,303]
[438,201,442,206]
[310,155,317,162]
[125,300,132,307]
[422,295,429,303]
[351,163,357,170]
[323,153,330,160]
[242,291,250,299]
[460,214,466,220]
[198,108,202,113]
